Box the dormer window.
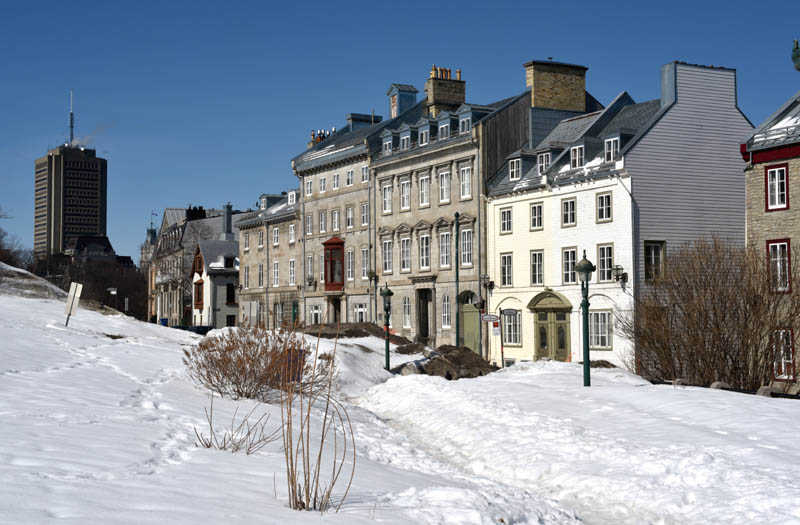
[439,124,450,139]
[419,129,429,145]
[383,140,392,155]
[400,136,410,150]
[260,197,267,210]
[537,153,550,174]
[459,118,471,134]
[288,191,296,205]
[605,138,620,162]
[509,159,521,181]
[570,146,585,169]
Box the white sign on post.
[64,282,83,326]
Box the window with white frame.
[598,244,613,282]
[767,165,788,210]
[503,310,520,345]
[530,250,543,285]
[260,197,267,210]
[439,123,450,139]
[288,191,295,205]
[382,184,392,213]
[500,208,512,234]
[400,136,410,150]
[346,250,354,281]
[274,303,283,327]
[382,240,393,273]
[306,254,313,279]
[597,193,612,222]
[309,305,321,325]
[332,209,340,231]
[346,169,354,186]
[319,176,327,193]
[537,153,550,174]
[644,241,665,280]
[570,146,584,168]
[774,329,795,379]
[361,203,369,226]
[403,297,411,328]
[768,240,790,292]
[509,158,521,181]
[258,230,264,248]
[361,165,368,183]
[461,229,473,266]
[305,180,312,196]
[400,180,410,210]
[354,303,367,322]
[604,138,620,162]
[530,202,542,230]
[440,232,451,267]
[563,248,577,284]
[383,140,392,155]
[420,234,431,269]
[419,176,430,206]
[346,207,353,228]
[289,224,295,244]
[320,253,325,283]
[332,173,339,190]
[273,227,279,246]
[257,263,264,288]
[289,259,295,285]
[459,117,471,134]
[442,295,451,328]
[305,215,312,235]
[244,232,250,251]
[319,212,326,233]
[272,261,279,287]
[361,248,369,280]
[589,311,612,349]
[501,253,513,286]
[400,238,411,271]
[439,172,451,203]
[460,166,472,199]
[562,198,576,227]
[419,129,429,145]
[244,265,250,288]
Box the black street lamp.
[576,251,596,387]
[379,283,393,371]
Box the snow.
[1,280,799,524]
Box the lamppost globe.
[576,252,595,282]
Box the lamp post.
[380,283,393,371]
[576,251,596,387]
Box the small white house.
[191,240,239,328]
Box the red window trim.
[764,163,789,212]
[766,238,792,294]
[772,327,795,382]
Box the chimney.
[387,84,419,118]
[523,59,588,112]
[424,64,466,118]
[346,113,383,131]
[222,202,233,241]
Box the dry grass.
[194,394,280,455]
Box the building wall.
[745,157,800,247]
[239,223,268,327]
[266,213,302,328]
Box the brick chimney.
[523,59,587,112]
[424,64,465,118]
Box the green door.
[463,303,480,353]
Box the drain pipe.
[454,211,460,347]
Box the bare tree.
[617,236,800,390]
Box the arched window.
[442,295,451,328]
[403,297,411,328]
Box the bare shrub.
[194,394,280,455]
[617,236,800,390]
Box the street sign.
[500,309,516,315]
[64,282,83,326]
[481,314,498,322]
[492,326,500,337]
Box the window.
[260,197,267,210]
[244,233,250,251]
[400,238,411,271]
[442,295,451,328]
[768,240,791,292]
[403,297,411,328]
[274,303,283,327]
[461,229,473,266]
[320,254,325,283]
[400,136,410,150]
[400,180,410,210]
[563,248,577,284]
[589,311,612,349]
[354,303,367,323]
[306,254,313,279]
[289,259,295,285]
[562,198,576,227]
[570,146,585,168]
[305,215,312,235]
[244,266,250,288]
[272,261,279,287]
[420,234,431,269]
[346,207,354,228]
[288,191,296,205]
[382,240,393,273]
[530,203,543,230]
[226,282,235,303]
[439,172,451,203]
[346,250,354,281]
[598,244,613,282]
[597,193,612,222]
[272,227,279,246]
[419,129,429,145]
[439,232,451,267]
[319,176,327,193]
[644,241,665,280]
[382,184,392,213]
[503,310,520,345]
[439,124,450,139]
[361,248,369,280]
[289,224,295,244]
[306,180,312,196]
[604,138,620,162]
[194,281,203,309]
[258,230,264,248]
[332,209,340,231]
[460,118,471,134]
[346,169,354,186]
[332,173,339,189]
[509,159,521,181]
[361,203,369,226]
[766,165,789,211]
[258,263,264,288]
[419,176,430,206]
[383,140,392,155]
[310,305,321,325]
[774,329,795,380]
[530,250,543,285]
[538,153,550,175]
[460,167,472,199]
[501,253,513,286]
[319,212,326,233]
[500,208,512,234]
[361,165,368,183]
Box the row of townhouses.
[142,59,799,382]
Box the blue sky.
[1,1,799,263]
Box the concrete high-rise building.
[34,145,108,258]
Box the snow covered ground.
[1,284,799,524]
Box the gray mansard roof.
[197,240,239,274]
[235,190,300,228]
[744,89,800,151]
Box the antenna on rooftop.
[69,89,74,145]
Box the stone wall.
[745,157,800,247]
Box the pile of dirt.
[395,342,426,355]
[302,323,412,345]
[393,344,498,380]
